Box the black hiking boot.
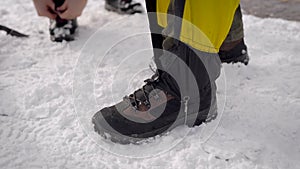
[219,39,250,65]
[92,72,179,144]
[49,17,78,42]
[92,70,213,144]
[105,0,144,14]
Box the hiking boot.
[105,0,143,14]
[49,17,78,42]
[92,72,179,144]
[92,70,212,144]
[219,39,250,65]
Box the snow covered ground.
[0,0,299,169]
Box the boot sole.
[92,109,210,145]
[221,53,250,65]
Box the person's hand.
[33,0,57,19]
[57,0,87,20]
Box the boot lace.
[125,73,161,110]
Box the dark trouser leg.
[145,0,165,68]
[158,39,221,124]
[146,0,220,122]
[145,0,164,50]
[221,5,244,50]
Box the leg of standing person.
[145,0,219,122]
[92,0,238,144]
[219,5,250,65]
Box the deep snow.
[0,0,299,169]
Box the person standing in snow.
[92,0,245,144]
[33,0,143,42]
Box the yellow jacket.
[157,0,240,53]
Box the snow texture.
[0,0,299,169]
